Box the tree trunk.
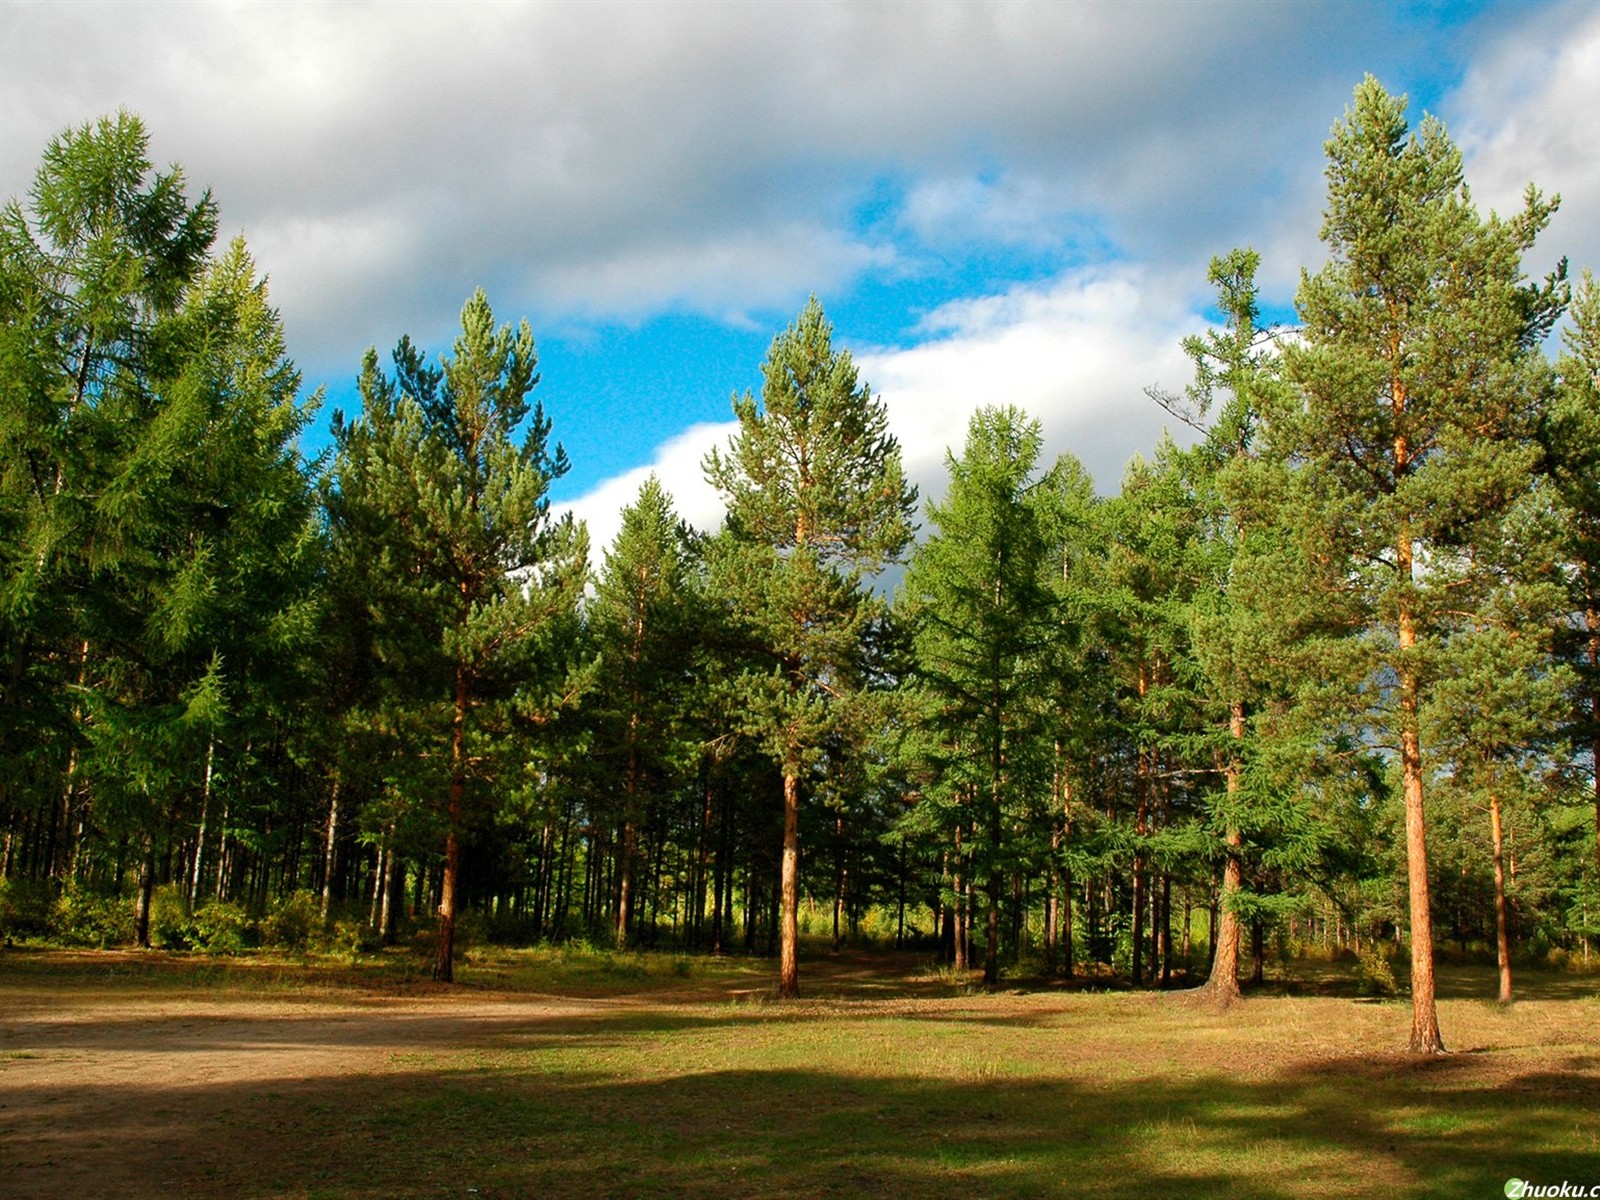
[778,769,800,998]
[134,844,155,948]
[1589,605,1600,894]
[189,737,215,909]
[1399,622,1445,1052]
[1061,866,1074,978]
[320,774,340,922]
[1490,790,1513,1005]
[952,827,967,973]
[435,668,469,983]
[832,814,844,952]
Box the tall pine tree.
[704,297,915,997]
[330,290,587,981]
[1280,77,1565,1051]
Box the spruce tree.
[1280,77,1565,1051]
[588,476,695,948]
[703,297,915,997]
[905,405,1055,984]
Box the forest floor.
[1,944,1597,1199]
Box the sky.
[4,0,1599,556]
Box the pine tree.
[330,290,587,981]
[1161,248,1289,1005]
[703,297,915,997]
[1547,270,1600,895]
[1280,77,1565,1051]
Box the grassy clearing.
[2,946,1597,1198]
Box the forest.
[3,78,1598,1059]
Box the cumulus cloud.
[1448,2,1600,279]
[560,421,735,560]
[564,262,1205,561]
[864,264,1207,503]
[0,0,1465,380]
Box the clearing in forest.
[1,947,1597,1199]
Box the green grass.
[2,946,1597,1198]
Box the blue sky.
[4,0,1597,552]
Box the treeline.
[4,84,1599,1048]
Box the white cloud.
[565,262,1207,561]
[1448,3,1600,279]
[560,421,735,560]
[0,0,1447,382]
[864,264,1207,502]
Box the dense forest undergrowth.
[5,75,1600,1061]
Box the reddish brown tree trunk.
[778,769,800,998]
[435,669,469,983]
[1205,700,1247,1007]
[1399,617,1444,1052]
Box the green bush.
[1356,944,1399,997]
[261,890,319,950]
[52,886,133,947]
[0,878,54,941]
[150,884,195,949]
[190,900,257,954]
[323,918,382,956]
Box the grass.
[2,945,1597,1198]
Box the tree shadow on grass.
[5,1016,1598,1198]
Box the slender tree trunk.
[320,774,341,922]
[1589,605,1600,891]
[190,737,215,909]
[1399,611,1444,1052]
[832,813,845,952]
[1489,790,1514,1005]
[436,668,470,983]
[1061,866,1074,978]
[985,792,1000,986]
[1391,398,1444,1052]
[953,827,967,973]
[134,843,155,948]
[615,706,641,949]
[778,769,800,998]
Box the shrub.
[189,901,257,954]
[52,886,134,947]
[323,918,382,956]
[1356,944,1399,997]
[261,890,319,950]
[150,884,195,949]
[0,878,54,941]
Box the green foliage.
[260,889,319,951]
[0,878,54,940]
[1356,944,1400,998]
[149,884,194,950]
[51,885,134,947]
[189,900,258,954]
